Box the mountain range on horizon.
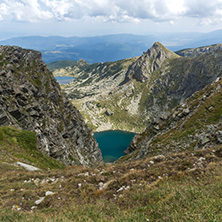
[1,29,222,63]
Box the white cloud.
[0,0,52,22]
[0,0,222,26]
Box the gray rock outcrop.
[0,45,103,166]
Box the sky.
[0,0,222,39]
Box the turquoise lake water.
[55,76,75,84]
[94,130,135,162]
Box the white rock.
[117,186,124,192]
[198,157,206,162]
[31,206,37,210]
[78,172,88,176]
[78,183,82,188]
[100,169,106,174]
[45,191,54,196]
[53,178,59,184]
[34,178,40,186]
[50,178,55,182]
[215,77,221,82]
[16,162,40,171]
[98,182,104,190]
[35,197,45,205]
[41,179,47,184]
[149,160,154,164]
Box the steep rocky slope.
[64,42,222,132]
[123,77,222,160]
[0,45,102,166]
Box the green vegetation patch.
[47,60,78,72]
[0,126,65,170]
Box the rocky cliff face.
[0,45,103,166]
[124,77,222,159]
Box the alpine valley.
[62,42,222,133]
[1,41,222,221]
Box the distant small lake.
[94,130,135,162]
[55,76,75,84]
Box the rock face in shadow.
[0,45,103,166]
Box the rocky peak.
[121,42,179,84]
[0,45,103,166]
[146,42,176,60]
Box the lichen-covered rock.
[0,45,103,166]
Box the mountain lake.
[55,76,75,84]
[94,130,135,162]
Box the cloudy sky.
[0,0,222,39]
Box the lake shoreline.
[94,129,137,134]
[55,76,75,85]
[94,130,135,163]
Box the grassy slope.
[0,126,65,172]
[47,60,77,72]
[1,127,222,221]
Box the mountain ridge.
[64,42,222,133]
